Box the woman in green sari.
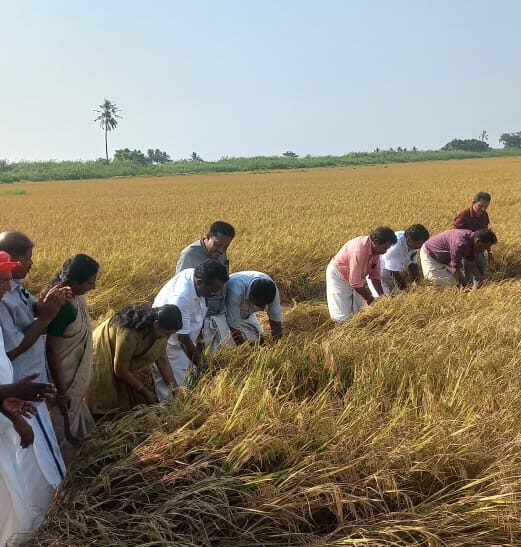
[45,254,99,465]
[86,303,182,417]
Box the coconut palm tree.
[94,99,122,162]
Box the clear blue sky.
[1,0,520,161]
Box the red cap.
[0,251,22,273]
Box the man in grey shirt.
[176,221,235,351]
[225,271,283,345]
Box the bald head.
[0,232,34,260]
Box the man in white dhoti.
[225,271,283,345]
[176,221,235,353]
[367,224,430,297]
[153,260,229,398]
[0,250,58,545]
[0,232,69,518]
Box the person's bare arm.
[269,320,283,341]
[407,263,420,283]
[177,334,201,365]
[0,374,56,402]
[7,286,68,361]
[390,271,407,290]
[354,285,376,304]
[113,360,157,405]
[452,266,467,287]
[230,327,247,346]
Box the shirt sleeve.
[453,210,468,229]
[46,302,77,336]
[266,286,283,322]
[175,248,196,274]
[450,236,470,268]
[113,327,138,365]
[0,303,24,351]
[346,240,368,288]
[173,295,193,335]
[382,242,403,272]
[224,282,244,329]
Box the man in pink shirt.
[326,227,397,322]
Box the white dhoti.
[326,261,365,322]
[1,418,39,547]
[236,314,264,343]
[18,402,65,516]
[201,315,235,353]
[153,337,197,400]
[420,247,455,286]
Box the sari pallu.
[49,295,95,465]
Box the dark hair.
[113,303,182,332]
[370,227,397,245]
[474,228,497,245]
[250,278,277,303]
[48,254,99,289]
[405,224,430,243]
[473,192,491,203]
[209,221,235,239]
[194,259,229,285]
[0,231,34,259]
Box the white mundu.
[367,231,418,297]
[152,268,207,397]
[0,281,65,518]
[0,329,38,547]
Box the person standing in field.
[0,250,57,545]
[367,224,430,296]
[176,221,235,352]
[153,260,229,398]
[326,227,397,322]
[45,255,99,466]
[0,232,68,516]
[420,228,497,287]
[453,192,493,285]
[225,271,283,345]
[86,303,182,417]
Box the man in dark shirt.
[453,192,492,283]
[420,228,497,287]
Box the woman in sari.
[45,254,99,465]
[85,303,182,417]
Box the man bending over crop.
[225,271,283,345]
[420,228,497,287]
[326,227,397,322]
[368,224,430,296]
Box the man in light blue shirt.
[225,271,283,345]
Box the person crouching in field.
[45,254,99,466]
[367,224,430,297]
[420,228,497,287]
[153,260,229,399]
[225,271,283,345]
[326,227,397,322]
[0,231,68,516]
[176,221,235,353]
[86,304,182,417]
[453,192,493,285]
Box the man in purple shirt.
[453,191,492,283]
[420,228,497,287]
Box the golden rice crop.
[2,156,520,545]
[1,156,520,314]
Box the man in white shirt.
[225,271,283,345]
[368,224,430,296]
[153,260,229,398]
